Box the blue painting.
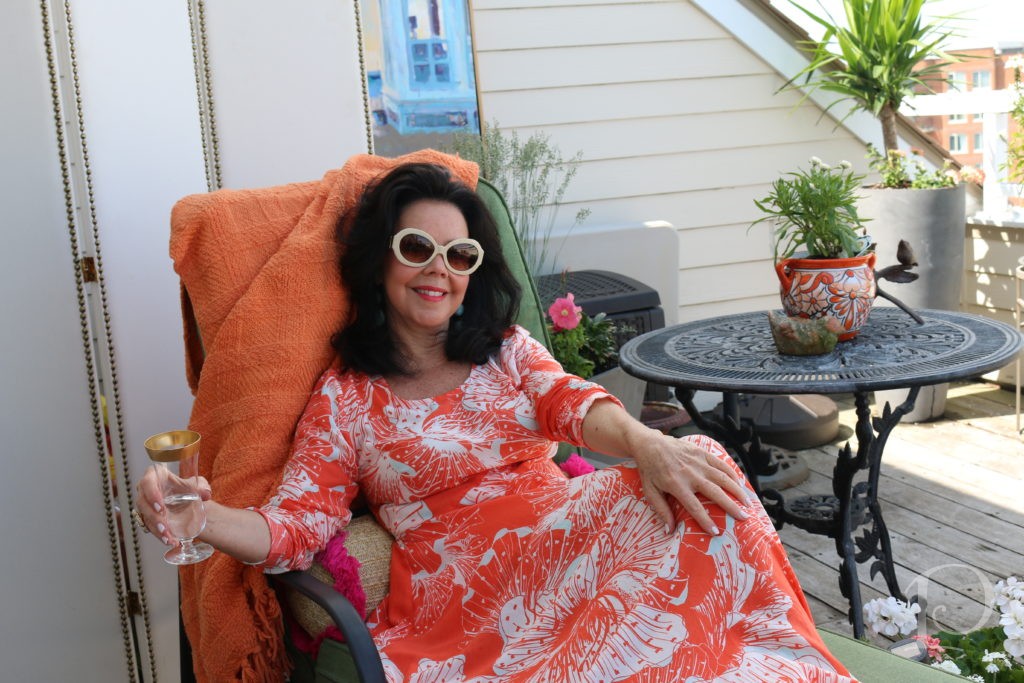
[360,0,481,156]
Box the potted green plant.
[545,292,645,417]
[858,143,968,314]
[786,0,959,156]
[861,146,975,423]
[752,157,876,340]
[785,0,968,416]
[547,293,619,379]
[784,0,966,305]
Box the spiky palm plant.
[786,0,961,154]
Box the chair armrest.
[272,570,386,683]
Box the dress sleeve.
[504,326,624,448]
[251,370,360,573]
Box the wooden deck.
[774,380,1024,645]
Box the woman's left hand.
[581,398,755,536]
[629,430,753,536]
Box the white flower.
[967,676,984,683]
[809,156,823,167]
[839,160,852,169]
[986,662,1000,673]
[996,601,1024,659]
[1000,600,1024,636]
[994,576,1024,611]
[931,659,961,674]
[863,596,921,637]
[982,650,1009,663]
[1005,631,1024,660]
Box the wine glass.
[143,430,214,565]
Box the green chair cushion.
[305,630,966,682]
[817,629,964,682]
[476,178,551,348]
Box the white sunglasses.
[389,227,484,275]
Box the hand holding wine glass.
[138,430,214,565]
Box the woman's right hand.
[134,465,212,546]
[135,468,272,564]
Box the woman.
[138,163,854,681]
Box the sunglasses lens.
[398,233,436,264]
[447,243,481,273]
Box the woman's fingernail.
[711,525,720,535]
[736,509,749,520]
[153,502,162,513]
[156,523,166,534]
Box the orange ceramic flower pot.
[775,253,877,341]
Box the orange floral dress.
[256,326,855,682]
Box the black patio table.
[618,307,1023,637]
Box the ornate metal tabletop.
[617,307,1022,638]
[619,307,1023,395]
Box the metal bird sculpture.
[874,240,924,324]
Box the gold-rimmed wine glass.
[143,430,214,565]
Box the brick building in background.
[909,45,1023,170]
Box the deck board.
[770,380,1022,645]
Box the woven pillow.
[287,514,394,638]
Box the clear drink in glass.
[144,430,214,565]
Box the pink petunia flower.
[548,293,583,332]
[913,635,946,662]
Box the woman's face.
[383,199,472,341]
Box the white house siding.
[964,220,1024,385]
[966,223,1024,320]
[471,0,871,322]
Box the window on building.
[949,113,966,123]
[947,72,969,90]
[949,134,967,152]
[974,132,984,152]
[972,70,992,89]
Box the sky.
[771,0,1024,50]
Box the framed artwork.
[358,0,481,156]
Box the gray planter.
[858,184,966,421]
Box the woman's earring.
[450,304,465,331]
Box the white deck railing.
[903,85,1024,221]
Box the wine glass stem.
[179,539,195,557]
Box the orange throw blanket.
[170,151,478,682]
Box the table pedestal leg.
[833,389,918,637]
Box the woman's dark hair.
[332,162,522,376]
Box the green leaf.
[782,0,969,152]
[546,310,622,378]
